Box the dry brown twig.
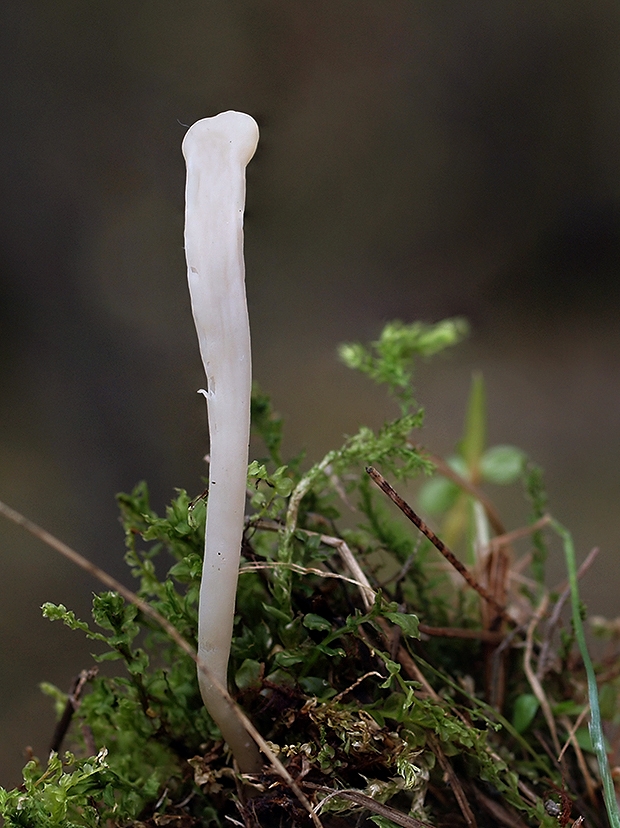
[472,784,529,828]
[366,466,514,624]
[523,593,562,757]
[558,712,597,807]
[309,784,436,828]
[428,732,478,828]
[238,559,372,592]
[49,667,99,756]
[484,515,552,556]
[409,443,506,537]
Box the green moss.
[1,319,615,828]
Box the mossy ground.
[1,320,618,828]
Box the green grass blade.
[551,519,620,828]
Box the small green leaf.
[187,497,206,529]
[261,603,292,624]
[299,676,334,697]
[273,466,294,497]
[92,650,124,662]
[235,658,262,690]
[384,611,420,639]
[574,727,595,753]
[512,693,539,733]
[480,445,526,485]
[316,644,346,658]
[273,650,305,668]
[418,476,459,514]
[380,658,401,688]
[303,613,332,631]
[447,454,469,477]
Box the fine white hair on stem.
[182,111,262,773]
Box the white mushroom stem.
[182,111,262,772]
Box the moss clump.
[1,320,616,828]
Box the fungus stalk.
[182,111,262,772]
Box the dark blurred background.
[1,0,620,786]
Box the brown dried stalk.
[366,466,514,624]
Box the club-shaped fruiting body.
[182,111,261,772]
